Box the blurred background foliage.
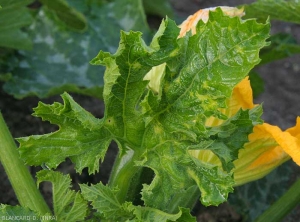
[1,0,300,100]
[0,0,154,99]
[0,0,300,221]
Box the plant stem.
[108,148,137,202]
[0,112,51,215]
[108,148,150,203]
[168,185,200,214]
[108,147,201,212]
[255,178,300,222]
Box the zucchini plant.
[1,5,300,222]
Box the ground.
[1,0,300,221]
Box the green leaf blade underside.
[0,0,33,50]
[37,170,88,222]
[243,0,300,24]
[3,0,151,99]
[19,8,270,211]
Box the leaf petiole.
[108,149,145,203]
[0,112,50,215]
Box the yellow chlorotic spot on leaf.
[106,117,115,125]
[202,81,210,90]
[196,93,209,101]
[132,61,142,69]
[170,48,180,57]
[173,77,181,85]
[154,124,163,135]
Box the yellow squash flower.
[178,6,300,186]
[192,77,300,186]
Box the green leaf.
[259,33,300,65]
[3,0,150,99]
[249,71,264,98]
[0,0,33,50]
[37,170,88,221]
[19,8,270,210]
[0,48,19,75]
[229,160,294,221]
[139,145,235,209]
[243,0,300,24]
[191,106,263,172]
[174,208,196,222]
[250,33,300,98]
[0,205,42,222]
[142,0,174,18]
[255,177,300,222]
[81,182,196,221]
[18,93,111,174]
[0,73,12,81]
[80,182,133,221]
[139,9,269,209]
[130,206,195,222]
[39,0,87,32]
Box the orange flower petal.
[206,77,254,126]
[234,119,300,186]
[233,124,290,186]
[262,123,300,166]
[179,6,245,37]
[230,77,254,111]
[245,124,289,170]
[287,116,300,138]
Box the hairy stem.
[0,112,51,215]
[169,186,200,214]
[108,147,200,212]
[108,148,152,204]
